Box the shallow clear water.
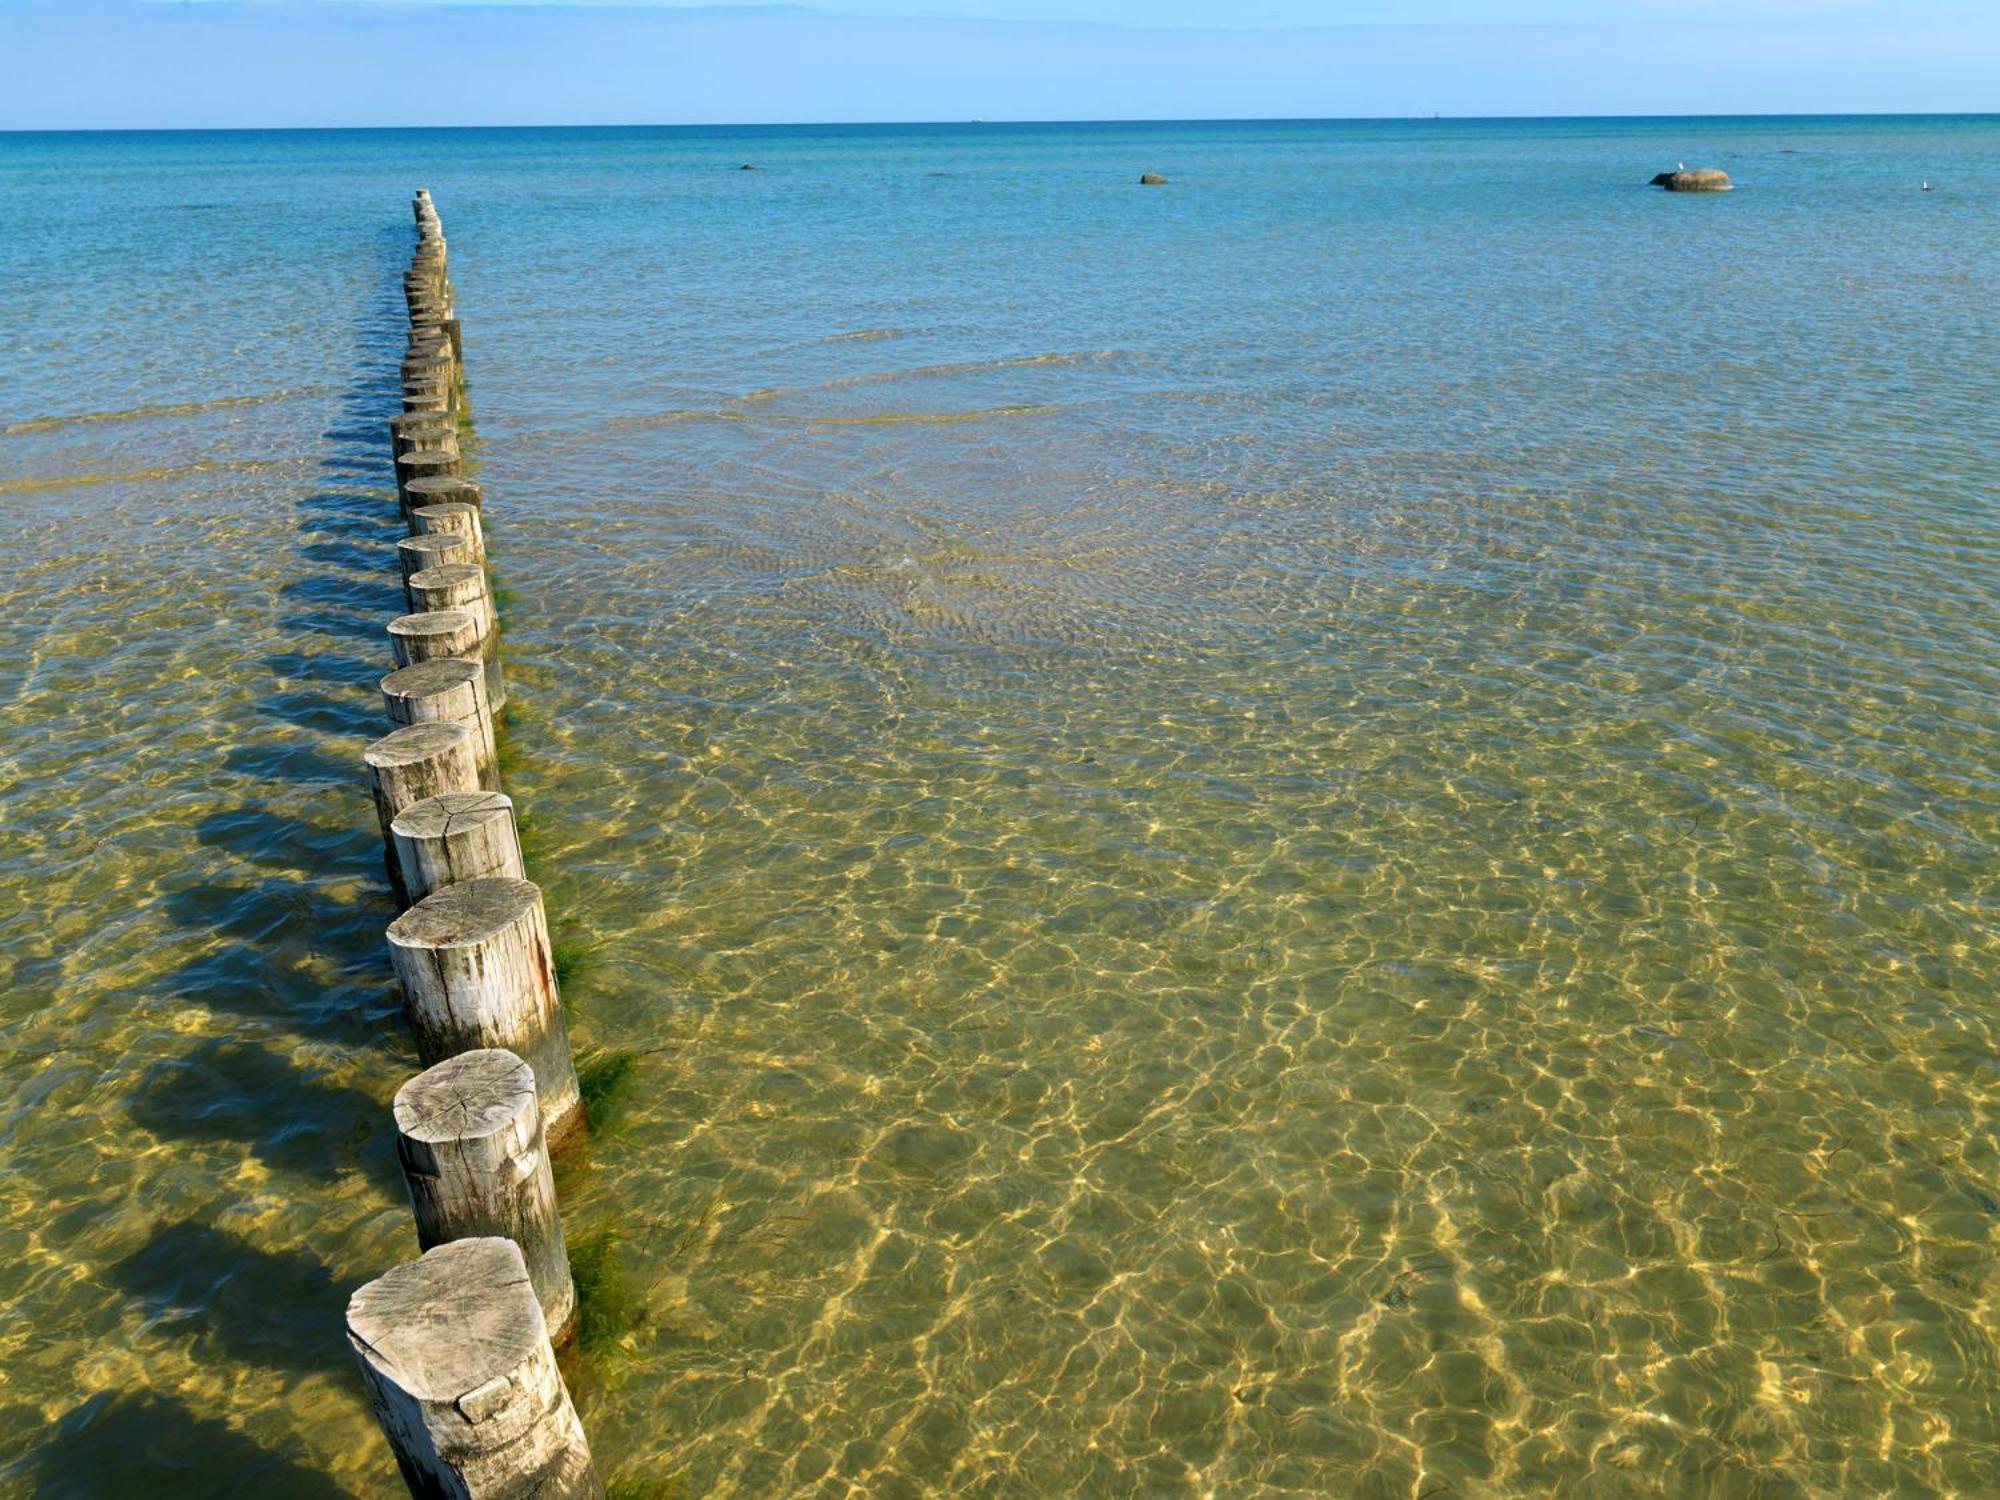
[2,118,1997,1497]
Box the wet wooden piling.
[392,790,527,902]
[395,447,461,512]
[391,1047,575,1340]
[389,411,457,456]
[397,531,475,582]
[404,562,504,709]
[411,500,486,562]
[347,1238,601,1499]
[403,473,484,516]
[385,878,583,1148]
[388,608,482,670]
[365,721,483,902]
[381,658,499,789]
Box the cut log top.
[393,1046,538,1147]
[398,534,473,573]
[366,719,476,771]
[383,656,482,703]
[346,1237,544,1400]
[393,789,516,843]
[412,501,479,530]
[404,475,484,508]
[391,608,477,643]
[390,410,455,433]
[388,876,542,949]
[409,561,486,593]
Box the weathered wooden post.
[397,532,475,582]
[404,474,483,516]
[401,386,449,415]
[405,561,494,631]
[406,562,504,709]
[402,350,455,389]
[390,1048,575,1340]
[385,877,583,1146]
[392,791,526,901]
[381,657,499,789]
[389,411,458,457]
[389,608,482,670]
[365,720,483,901]
[410,500,487,562]
[395,448,462,513]
[347,1237,602,1500]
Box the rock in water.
[1139,172,1167,186]
[1659,168,1732,192]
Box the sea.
[1,117,1997,1497]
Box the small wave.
[820,349,1124,391]
[801,404,1061,427]
[737,351,1125,405]
[818,328,908,345]
[0,457,294,495]
[610,409,751,430]
[2,389,320,437]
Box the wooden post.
[392,1049,576,1341]
[389,412,457,457]
[407,562,504,710]
[392,791,526,901]
[404,475,483,516]
[396,448,462,512]
[406,347,453,380]
[402,354,456,393]
[405,561,494,633]
[406,351,455,387]
[347,1238,602,1500]
[397,532,475,582]
[411,500,486,562]
[385,878,583,1146]
[402,378,452,411]
[381,657,499,789]
[365,721,482,902]
[402,387,449,415]
[389,608,481,670]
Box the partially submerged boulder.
[1656,168,1732,192]
[1139,172,1167,186]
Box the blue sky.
[1,0,1993,128]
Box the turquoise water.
[2,117,1998,1497]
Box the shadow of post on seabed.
[0,1390,351,1500]
[23,231,427,1495]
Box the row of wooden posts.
[342,190,606,1499]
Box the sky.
[0,0,1994,129]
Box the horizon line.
[7,110,1999,136]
